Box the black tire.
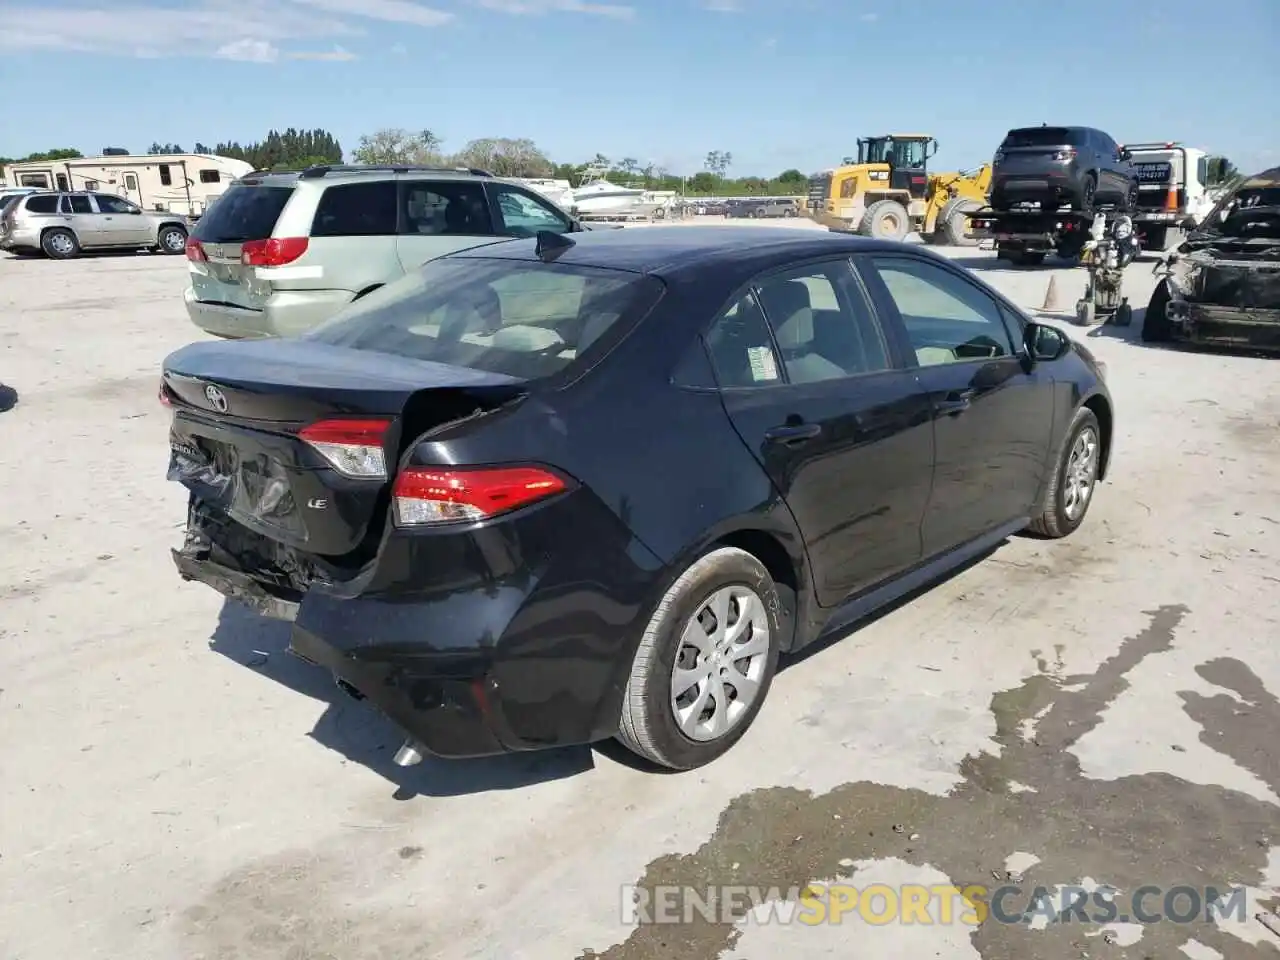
[936,197,980,246]
[1141,281,1174,342]
[1075,299,1095,326]
[859,199,911,241]
[1076,174,1098,215]
[616,546,782,770]
[41,228,80,260]
[1027,406,1103,538]
[156,224,187,255]
[1112,302,1133,327]
[1122,181,1139,213]
[1005,248,1046,267]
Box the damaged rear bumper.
[1167,302,1280,352]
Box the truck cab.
[1123,142,1233,250]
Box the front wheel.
[1027,406,1103,538]
[616,547,782,770]
[1142,281,1174,342]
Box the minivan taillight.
[299,418,391,478]
[392,466,568,526]
[241,237,309,267]
[185,237,207,262]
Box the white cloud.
[0,0,450,60]
[215,38,279,62]
[288,0,453,27]
[288,45,358,60]
[471,0,635,19]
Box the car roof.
[235,167,490,187]
[449,225,916,279]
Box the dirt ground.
[1,226,1277,960]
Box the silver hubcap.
[1063,426,1099,520]
[164,230,185,251]
[49,234,73,254]
[670,585,770,742]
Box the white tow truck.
[1123,142,1233,251]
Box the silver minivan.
[183,165,589,339]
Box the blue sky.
[2,0,1277,176]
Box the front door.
[708,258,935,606]
[90,192,152,245]
[119,170,143,206]
[857,253,1056,557]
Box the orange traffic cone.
[1042,275,1061,312]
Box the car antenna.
[535,230,575,262]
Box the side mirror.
[1025,321,1070,362]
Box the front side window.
[865,255,1015,367]
[306,258,663,381]
[489,184,571,237]
[401,181,493,236]
[310,181,398,237]
[753,262,891,384]
[94,194,139,214]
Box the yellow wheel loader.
[804,134,991,245]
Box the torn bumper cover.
[1166,253,1280,351]
[1165,301,1280,352]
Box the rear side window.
[306,258,663,381]
[401,181,493,236]
[193,184,294,242]
[1003,127,1071,148]
[310,181,398,238]
[24,195,58,214]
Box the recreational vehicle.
[1,153,253,219]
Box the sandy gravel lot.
[1,225,1278,960]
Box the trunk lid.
[186,182,296,313]
[163,338,526,558]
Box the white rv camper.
[1,153,253,219]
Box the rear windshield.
[1201,185,1280,237]
[1003,127,1073,147]
[192,183,293,242]
[306,256,664,381]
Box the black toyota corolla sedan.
[162,226,1114,771]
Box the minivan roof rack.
[298,164,494,179]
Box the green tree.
[352,128,443,165]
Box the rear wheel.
[1077,174,1098,215]
[1027,406,1102,538]
[157,225,187,255]
[1123,181,1139,212]
[1142,281,1174,342]
[859,199,911,241]
[617,547,782,770]
[41,228,80,260]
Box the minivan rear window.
[1003,127,1073,148]
[192,184,293,242]
[306,257,664,381]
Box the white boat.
[512,177,575,210]
[570,165,657,216]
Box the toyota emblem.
[204,384,229,413]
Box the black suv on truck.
[990,126,1139,215]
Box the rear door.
[188,182,295,313]
[59,193,100,245]
[857,253,1055,557]
[396,179,505,272]
[91,192,151,245]
[709,258,935,606]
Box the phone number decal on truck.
[1136,162,1173,183]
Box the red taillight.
[241,237,308,267]
[185,237,207,262]
[299,418,392,478]
[392,466,567,526]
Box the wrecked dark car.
[1143,166,1280,351]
